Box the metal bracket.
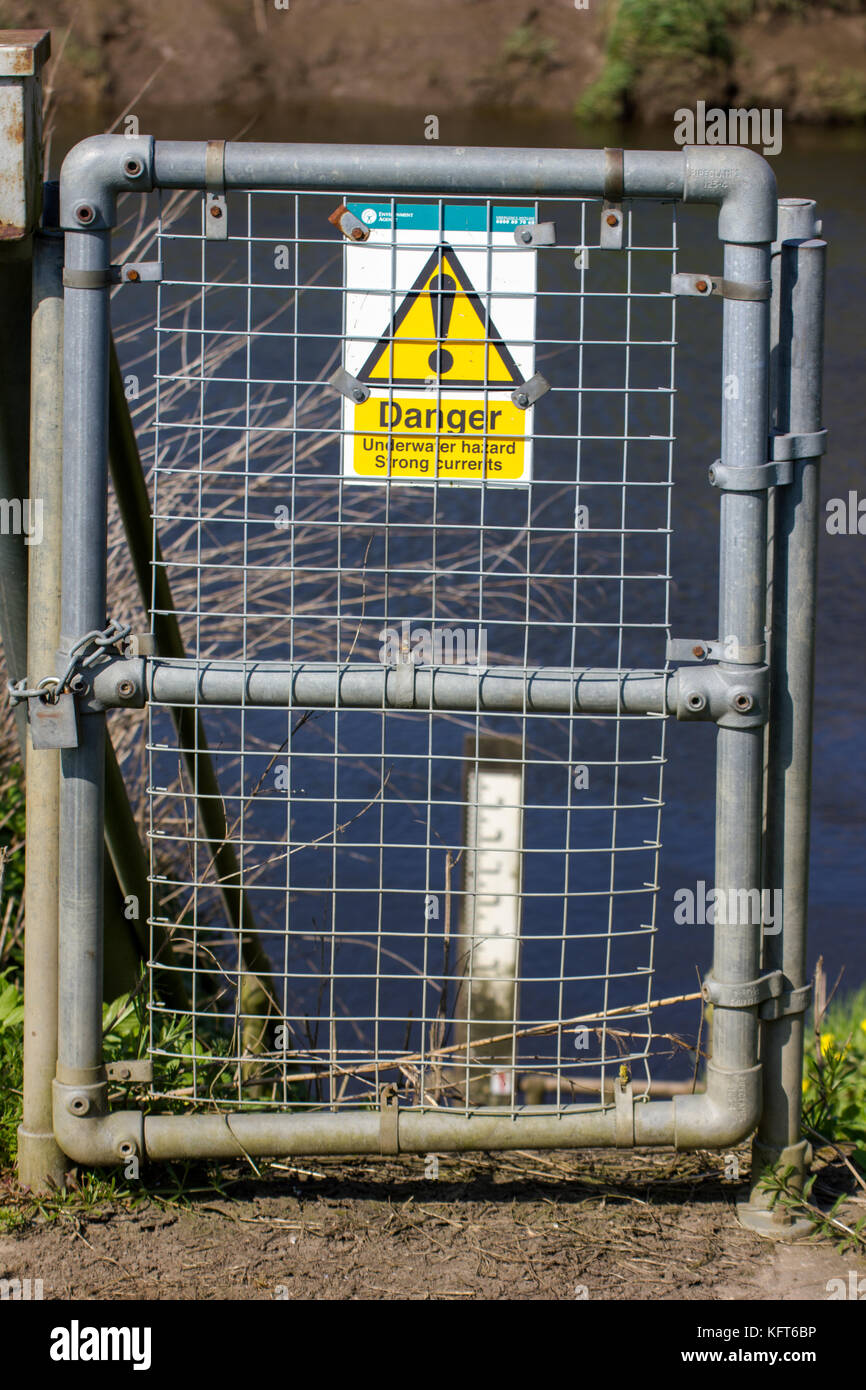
[600,147,624,250]
[667,636,766,665]
[511,373,550,409]
[379,1083,400,1155]
[702,971,785,1011]
[614,1078,635,1148]
[64,262,163,289]
[106,1059,153,1084]
[113,261,162,285]
[769,428,828,461]
[758,983,812,1021]
[709,458,792,492]
[671,663,769,728]
[204,139,227,240]
[329,366,370,404]
[514,221,555,248]
[328,203,370,242]
[671,272,771,302]
[122,632,157,658]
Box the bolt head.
[126,269,140,283]
[75,204,95,225]
[209,204,223,218]
[520,229,533,243]
[69,674,88,694]
[124,158,143,178]
[695,279,709,293]
[515,393,529,408]
[692,645,706,660]
[352,388,366,403]
[118,679,135,699]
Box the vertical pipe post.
[55,226,112,1098]
[740,199,825,1236]
[709,242,771,1092]
[17,225,68,1190]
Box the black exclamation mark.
[428,269,456,376]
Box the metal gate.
[35,139,825,1220]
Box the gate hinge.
[514,221,556,248]
[708,458,792,491]
[379,1083,400,1155]
[106,1059,153,1084]
[600,147,624,249]
[702,971,784,1011]
[204,139,227,240]
[667,636,765,665]
[511,373,550,409]
[758,982,812,1021]
[329,366,370,404]
[328,203,370,242]
[769,428,828,461]
[671,272,771,302]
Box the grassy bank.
[578,0,866,123]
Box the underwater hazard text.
[339,201,538,485]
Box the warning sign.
[338,203,538,484]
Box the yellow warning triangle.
[358,245,522,389]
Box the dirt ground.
[3,1147,864,1301]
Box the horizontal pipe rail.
[141,661,673,716]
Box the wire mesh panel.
[139,187,679,1116]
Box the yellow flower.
[820,1032,835,1056]
[860,1019,866,1035]
[802,1078,810,1093]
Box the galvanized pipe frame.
[53,136,783,1167]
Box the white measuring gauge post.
[340,202,537,485]
[457,736,525,1103]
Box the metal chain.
[8,619,131,706]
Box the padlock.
[28,691,79,749]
